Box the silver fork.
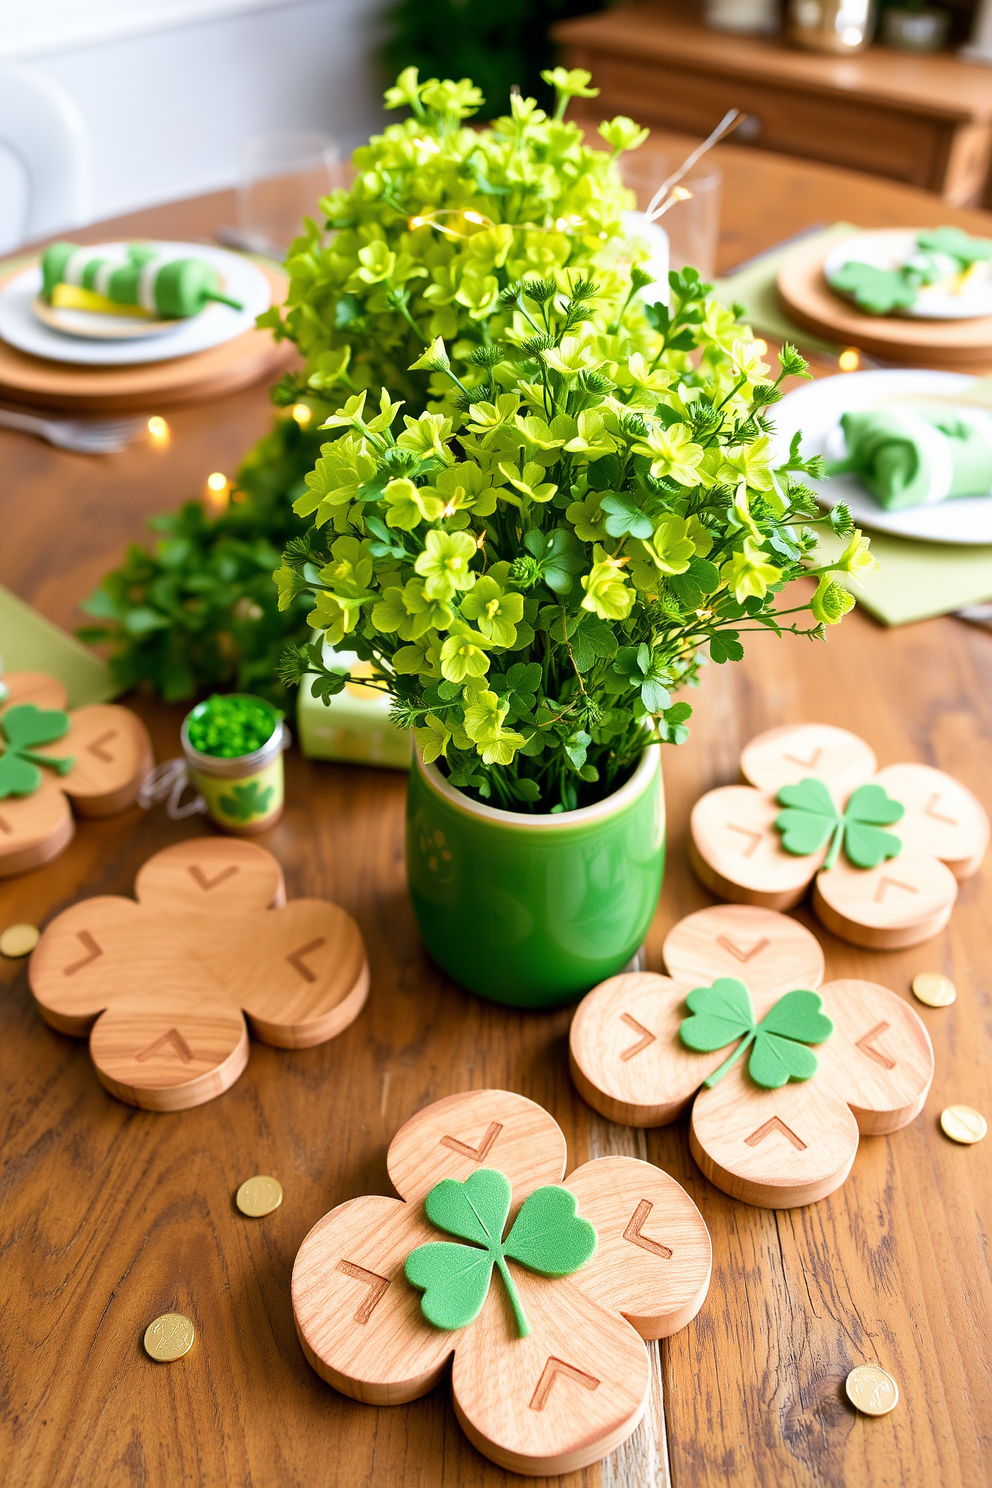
[0,405,147,454]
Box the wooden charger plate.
[777,233,992,373]
[0,260,296,411]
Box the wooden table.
[556,0,992,206]
[2,159,991,1488]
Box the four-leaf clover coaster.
[0,671,153,877]
[28,838,369,1110]
[689,723,989,948]
[570,904,934,1207]
[292,1088,711,1475]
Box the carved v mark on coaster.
[874,875,918,902]
[783,747,823,769]
[286,937,327,983]
[529,1357,600,1412]
[86,730,118,763]
[187,864,239,891]
[619,1012,656,1061]
[623,1198,673,1258]
[744,1115,807,1151]
[0,811,11,835]
[925,791,957,825]
[439,1120,503,1163]
[715,934,770,964]
[336,1259,390,1324]
[134,1027,193,1064]
[855,1021,896,1069]
[63,929,102,976]
[727,823,763,857]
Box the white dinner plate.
[823,229,992,321]
[773,369,992,545]
[0,242,272,365]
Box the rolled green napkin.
[41,242,243,318]
[826,408,992,510]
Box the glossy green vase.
[406,746,665,1008]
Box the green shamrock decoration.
[679,978,834,1089]
[405,1168,597,1338]
[218,780,274,821]
[828,260,922,315]
[0,703,74,799]
[774,777,904,870]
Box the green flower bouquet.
[273,68,875,813]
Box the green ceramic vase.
[406,745,665,1008]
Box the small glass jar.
[181,694,286,835]
[788,0,876,51]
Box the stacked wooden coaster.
[777,233,992,373]
[0,259,295,411]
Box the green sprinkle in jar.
[181,693,286,834]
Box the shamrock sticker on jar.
[181,694,286,833]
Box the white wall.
[0,0,389,250]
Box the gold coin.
[940,1105,987,1144]
[0,923,40,958]
[236,1175,283,1217]
[912,973,956,1008]
[143,1312,194,1362]
[845,1364,899,1416]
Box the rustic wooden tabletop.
[1,144,990,1488]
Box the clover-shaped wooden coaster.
[28,838,368,1110]
[0,671,153,877]
[689,723,989,948]
[292,1088,711,1476]
[570,904,934,1207]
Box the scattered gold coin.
[236,1175,283,1217]
[143,1311,194,1362]
[940,1105,987,1145]
[0,923,40,958]
[912,973,956,1008]
[845,1363,899,1416]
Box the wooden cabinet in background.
[554,1,992,206]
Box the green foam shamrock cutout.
[828,260,921,315]
[916,226,992,269]
[219,780,274,821]
[0,703,74,799]
[679,978,834,1089]
[405,1168,597,1338]
[774,777,904,870]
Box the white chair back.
[0,66,92,245]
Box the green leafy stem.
[775,776,904,870]
[679,978,834,1088]
[404,1168,596,1338]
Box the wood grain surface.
[2,164,991,1486]
[688,722,989,946]
[28,837,369,1109]
[292,1090,710,1474]
[570,906,934,1207]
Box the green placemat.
[0,584,117,704]
[816,529,992,626]
[712,223,856,354]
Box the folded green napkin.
[814,529,992,626]
[0,584,118,704]
[827,408,992,510]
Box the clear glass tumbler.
[237,131,341,256]
[619,147,723,280]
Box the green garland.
[79,417,322,705]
